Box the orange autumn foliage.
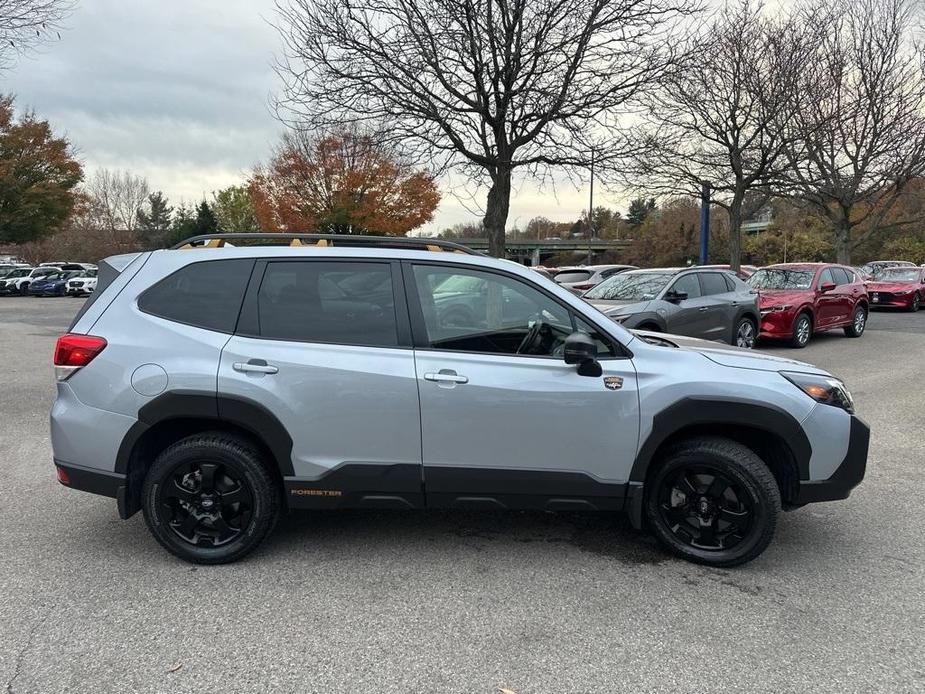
[248,131,440,236]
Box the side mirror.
[665,290,688,302]
[563,331,602,377]
[819,282,836,293]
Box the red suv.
[747,263,869,348]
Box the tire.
[142,432,280,564]
[843,305,867,337]
[18,283,29,296]
[732,316,757,349]
[910,293,920,313]
[645,436,780,567]
[790,312,812,348]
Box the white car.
[0,267,55,295]
[65,272,98,297]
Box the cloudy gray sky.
[7,0,620,232]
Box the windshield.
[584,272,674,301]
[876,268,919,282]
[747,269,815,290]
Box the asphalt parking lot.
[1,297,923,693]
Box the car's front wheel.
[645,437,780,567]
[733,316,757,349]
[843,305,867,337]
[790,312,812,348]
[142,432,280,564]
[909,293,920,313]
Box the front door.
[219,259,423,508]
[406,262,639,510]
[664,273,714,339]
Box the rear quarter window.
[138,259,254,333]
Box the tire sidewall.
[645,451,776,566]
[792,313,812,348]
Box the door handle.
[424,370,469,384]
[233,359,279,375]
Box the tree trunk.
[483,167,512,258]
[834,218,852,264]
[727,195,744,272]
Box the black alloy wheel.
[911,293,920,313]
[656,466,753,551]
[158,460,254,547]
[143,432,280,564]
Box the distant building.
[742,207,773,234]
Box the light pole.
[587,147,595,264]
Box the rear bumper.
[794,415,869,504]
[55,460,124,498]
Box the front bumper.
[759,310,796,338]
[794,415,869,504]
[868,292,913,308]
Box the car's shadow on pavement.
[266,508,668,565]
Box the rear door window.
[256,261,398,347]
[138,259,254,333]
[699,272,730,296]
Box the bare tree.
[86,168,151,235]
[779,0,925,264]
[629,0,815,271]
[272,0,696,256]
[0,0,72,69]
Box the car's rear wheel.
[790,312,812,348]
[844,305,867,337]
[645,437,780,567]
[18,283,29,296]
[142,432,280,564]
[733,316,757,349]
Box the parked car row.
[539,256,922,350]
[0,263,97,297]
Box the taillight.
[53,334,107,380]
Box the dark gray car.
[583,267,760,347]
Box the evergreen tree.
[627,197,656,227]
[136,191,174,249]
[194,200,219,236]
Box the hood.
[755,289,811,307]
[632,329,830,375]
[586,299,652,316]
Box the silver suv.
[50,235,869,566]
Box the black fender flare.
[115,390,295,477]
[624,397,812,528]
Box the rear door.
[832,267,860,323]
[406,261,638,509]
[219,258,423,507]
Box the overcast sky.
[6,0,624,232]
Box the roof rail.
[170,233,481,255]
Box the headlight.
[760,304,792,315]
[782,371,855,413]
[609,314,631,323]
[895,290,911,295]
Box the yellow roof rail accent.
[314,239,329,247]
[290,239,303,247]
[205,238,225,248]
[426,244,442,252]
